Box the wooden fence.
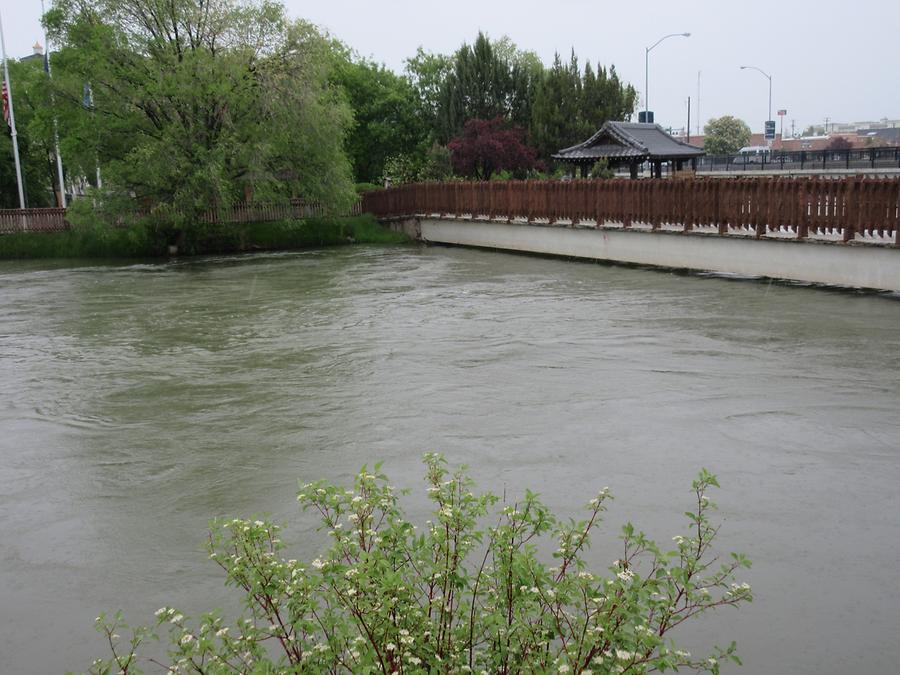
[361,177,900,244]
[0,199,362,235]
[0,208,69,233]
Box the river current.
[1,245,898,673]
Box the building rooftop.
[553,121,705,164]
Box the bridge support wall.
[395,218,900,292]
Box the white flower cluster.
[616,569,635,583]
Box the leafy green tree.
[418,142,453,181]
[703,116,752,156]
[381,153,420,186]
[44,0,355,231]
[85,458,752,674]
[332,58,427,184]
[405,47,454,138]
[0,59,60,208]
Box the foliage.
[43,0,356,230]
[405,48,455,140]
[703,117,752,156]
[0,222,159,259]
[434,32,539,144]
[417,143,454,182]
[382,154,421,186]
[591,159,615,179]
[228,214,409,250]
[530,52,636,161]
[448,117,538,180]
[332,58,428,184]
[0,59,61,208]
[827,136,853,150]
[413,32,635,162]
[85,457,752,674]
[0,214,406,259]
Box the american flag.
[1,79,9,128]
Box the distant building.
[20,42,44,64]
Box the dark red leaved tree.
[448,117,538,180]
[827,136,853,150]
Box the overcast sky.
[3,0,898,136]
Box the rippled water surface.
[1,246,899,673]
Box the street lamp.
[644,32,691,123]
[740,65,772,128]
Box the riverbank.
[0,214,408,259]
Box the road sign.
[765,120,777,140]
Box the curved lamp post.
[644,32,691,122]
[740,65,772,127]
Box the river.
[1,245,898,673]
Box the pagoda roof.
[553,121,705,163]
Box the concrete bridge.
[363,178,900,292]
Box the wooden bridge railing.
[361,177,900,244]
[0,199,362,235]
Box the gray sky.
[3,0,898,136]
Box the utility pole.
[696,71,701,137]
[686,96,691,143]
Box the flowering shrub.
[88,457,751,674]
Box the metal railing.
[698,146,900,173]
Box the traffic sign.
[765,120,777,140]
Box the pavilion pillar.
[580,164,588,179]
[654,161,662,179]
[629,161,638,179]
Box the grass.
[0,214,408,260]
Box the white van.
[733,146,771,163]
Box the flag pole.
[41,0,66,207]
[0,9,26,209]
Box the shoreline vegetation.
[0,215,408,260]
[88,458,751,674]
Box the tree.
[405,47,454,138]
[703,116,752,156]
[418,142,453,181]
[827,136,853,150]
[0,59,60,208]
[85,459,752,674]
[530,54,636,162]
[407,35,635,166]
[44,0,356,230]
[433,33,544,144]
[448,117,537,180]
[332,57,427,184]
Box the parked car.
[732,145,771,164]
